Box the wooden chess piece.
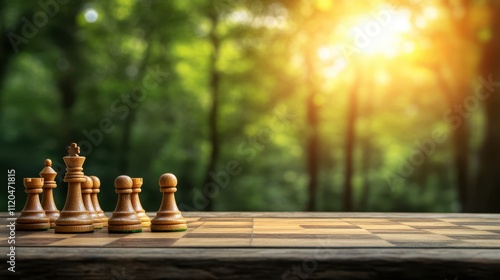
[40,159,60,228]
[108,175,142,233]
[131,178,151,227]
[151,173,187,232]
[55,143,94,233]
[90,176,108,227]
[82,176,103,229]
[16,178,50,231]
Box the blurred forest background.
[1,0,499,213]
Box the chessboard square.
[316,239,395,247]
[461,239,500,247]
[455,222,500,226]
[300,225,361,229]
[399,222,457,227]
[358,224,414,230]
[342,219,392,223]
[122,231,187,239]
[184,233,251,239]
[251,238,394,247]
[253,228,306,234]
[192,227,252,234]
[202,221,252,227]
[446,235,500,240]
[389,241,466,247]
[51,237,119,246]
[302,228,372,235]
[17,238,65,246]
[376,234,454,241]
[466,225,500,231]
[368,229,427,234]
[106,238,178,247]
[19,231,77,239]
[424,229,496,235]
[172,238,250,247]
[251,238,324,247]
[439,218,481,222]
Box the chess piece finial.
[151,173,187,232]
[16,178,50,231]
[108,175,142,233]
[68,143,80,156]
[40,159,60,228]
[90,176,108,226]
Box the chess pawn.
[151,173,187,232]
[82,176,103,229]
[108,175,142,233]
[40,159,60,228]
[131,178,151,227]
[16,178,50,231]
[90,176,108,227]
[55,143,94,233]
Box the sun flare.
[345,8,415,57]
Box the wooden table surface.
[2,212,500,279]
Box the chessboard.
[3,212,500,249]
[3,212,500,280]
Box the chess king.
[54,143,94,233]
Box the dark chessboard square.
[389,241,467,247]
[455,222,500,226]
[412,226,466,229]
[446,235,500,240]
[300,225,361,229]
[252,233,382,240]
[106,238,177,248]
[390,218,440,223]
[200,218,253,222]
[202,224,253,228]
[17,238,65,246]
[368,229,428,234]
[183,233,251,239]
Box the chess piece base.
[55,224,94,233]
[151,223,187,232]
[108,224,142,233]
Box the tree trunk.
[117,33,152,174]
[433,68,470,211]
[343,74,360,212]
[303,46,320,211]
[202,12,220,211]
[359,82,373,211]
[472,2,500,213]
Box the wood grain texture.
[2,212,500,279]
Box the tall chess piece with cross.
[54,143,94,233]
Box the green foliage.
[0,0,493,213]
